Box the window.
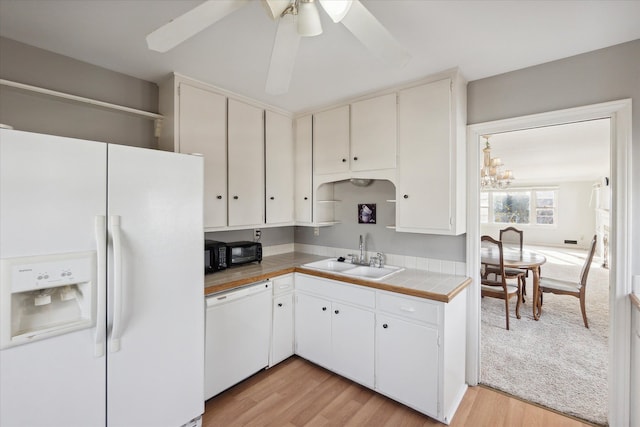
[480,192,489,224]
[535,190,556,225]
[481,189,557,226]
[493,191,530,224]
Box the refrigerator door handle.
[94,215,107,358]
[110,215,123,353]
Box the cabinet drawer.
[296,274,375,308]
[377,292,440,325]
[272,274,294,295]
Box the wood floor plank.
[203,356,597,427]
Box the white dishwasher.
[205,280,273,400]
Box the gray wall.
[0,37,158,148]
[205,227,294,246]
[294,180,466,262]
[467,39,639,275]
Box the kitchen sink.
[302,259,360,272]
[301,258,404,281]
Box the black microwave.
[226,241,262,267]
[205,240,227,274]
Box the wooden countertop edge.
[205,266,471,303]
[631,293,640,310]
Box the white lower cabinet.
[270,274,295,367]
[376,313,439,417]
[295,293,332,368]
[295,274,375,388]
[292,273,467,425]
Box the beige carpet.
[481,245,609,426]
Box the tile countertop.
[204,252,471,303]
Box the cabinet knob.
[304,197,308,200]
[353,156,358,161]
[270,196,275,200]
[334,309,339,314]
[216,195,222,200]
[341,158,347,162]
[322,307,327,311]
[383,323,388,329]
[403,194,409,199]
[233,195,239,200]
[277,303,283,307]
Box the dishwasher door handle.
[206,281,271,307]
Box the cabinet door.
[294,115,313,223]
[228,99,264,227]
[313,105,350,175]
[350,93,397,171]
[271,293,294,366]
[265,110,294,224]
[397,79,452,233]
[331,303,375,388]
[295,293,331,368]
[178,83,227,228]
[376,314,439,416]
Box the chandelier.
[480,135,514,189]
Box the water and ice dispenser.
[0,251,96,349]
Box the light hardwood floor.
[203,356,594,427]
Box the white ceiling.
[484,118,610,185]
[1,0,639,114]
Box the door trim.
[465,99,632,426]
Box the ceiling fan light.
[297,0,323,37]
[262,0,292,19]
[319,0,353,23]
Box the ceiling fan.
[146,0,410,95]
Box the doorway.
[476,119,610,424]
[466,99,633,427]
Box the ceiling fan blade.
[265,14,301,95]
[146,0,250,53]
[339,0,410,66]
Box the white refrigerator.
[0,129,204,427]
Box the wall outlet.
[254,229,261,241]
[314,227,319,236]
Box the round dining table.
[481,246,547,320]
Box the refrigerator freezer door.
[106,144,204,427]
[0,129,106,427]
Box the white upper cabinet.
[228,99,264,227]
[350,93,397,171]
[313,105,350,175]
[396,73,467,235]
[265,111,294,225]
[160,80,227,229]
[312,95,397,177]
[294,115,313,224]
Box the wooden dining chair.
[481,235,524,330]
[538,235,597,328]
[500,226,529,297]
[485,226,528,301]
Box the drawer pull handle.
[400,306,416,313]
[278,303,283,307]
[382,323,388,329]
[322,307,327,311]
[334,310,340,314]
